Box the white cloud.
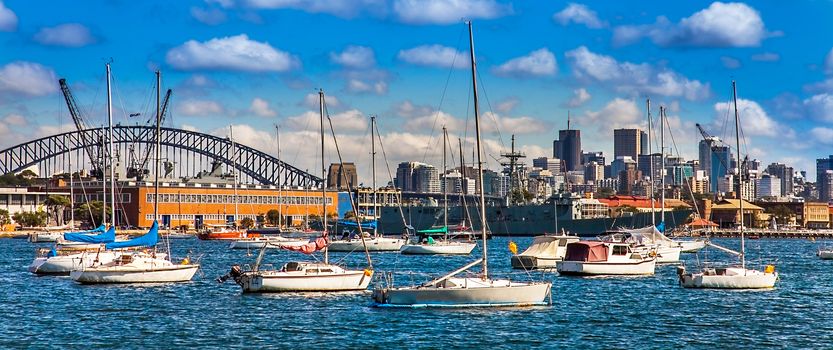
[0,1,17,32]
[565,46,710,100]
[166,34,299,72]
[3,113,27,126]
[176,99,224,116]
[713,98,784,137]
[803,93,833,123]
[721,56,741,69]
[286,109,368,132]
[482,112,551,135]
[393,0,512,25]
[575,98,642,132]
[191,7,227,25]
[495,97,519,113]
[346,79,387,95]
[301,92,342,109]
[33,23,97,47]
[613,2,772,48]
[0,61,58,96]
[243,0,385,18]
[811,127,833,145]
[751,52,779,62]
[553,3,605,29]
[330,45,375,69]
[825,48,833,75]
[250,97,277,117]
[397,45,469,69]
[492,48,557,78]
[565,88,590,107]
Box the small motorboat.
[557,241,656,276]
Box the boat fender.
[180,257,190,265]
[764,265,775,274]
[649,251,657,258]
[364,269,372,276]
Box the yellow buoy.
[508,241,518,255]
[765,265,775,274]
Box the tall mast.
[276,125,282,228]
[443,126,448,232]
[660,105,666,229]
[319,89,328,265]
[732,80,745,271]
[467,21,489,279]
[100,133,105,226]
[154,70,161,224]
[68,145,74,228]
[647,98,655,228]
[230,126,239,228]
[106,63,116,227]
[371,115,378,237]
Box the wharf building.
[75,180,338,229]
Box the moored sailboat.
[371,22,551,307]
[677,81,777,289]
[70,67,199,284]
[222,89,373,293]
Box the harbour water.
[2,237,833,348]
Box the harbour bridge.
[0,125,322,187]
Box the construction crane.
[129,88,172,180]
[59,78,101,176]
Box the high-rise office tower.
[614,128,643,164]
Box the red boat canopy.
[564,241,608,262]
[283,236,328,254]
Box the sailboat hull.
[557,259,656,276]
[229,237,309,249]
[679,267,777,289]
[400,242,476,255]
[70,263,199,283]
[677,240,706,253]
[29,251,121,275]
[327,237,407,252]
[373,278,551,307]
[238,269,372,292]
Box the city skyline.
[1,1,832,182]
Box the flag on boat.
[105,221,159,249]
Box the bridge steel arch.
[0,125,322,187]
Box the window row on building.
[145,193,333,205]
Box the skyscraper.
[765,163,794,197]
[817,155,833,201]
[581,151,605,166]
[710,145,731,193]
[553,129,581,171]
[639,130,648,155]
[614,128,643,164]
[533,157,563,174]
[698,136,720,182]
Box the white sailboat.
[71,67,199,284]
[400,128,475,255]
[328,116,406,252]
[222,89,373,293]
[29,226,125,275]
[511,234,580,270]
[677,81,777,289]
[372,22,551,307]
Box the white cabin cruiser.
[557,241,656,276]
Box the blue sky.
[1,0,832,182]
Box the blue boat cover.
[105,221,159,249]
[64,226,115,244]
[338,220,377,230]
